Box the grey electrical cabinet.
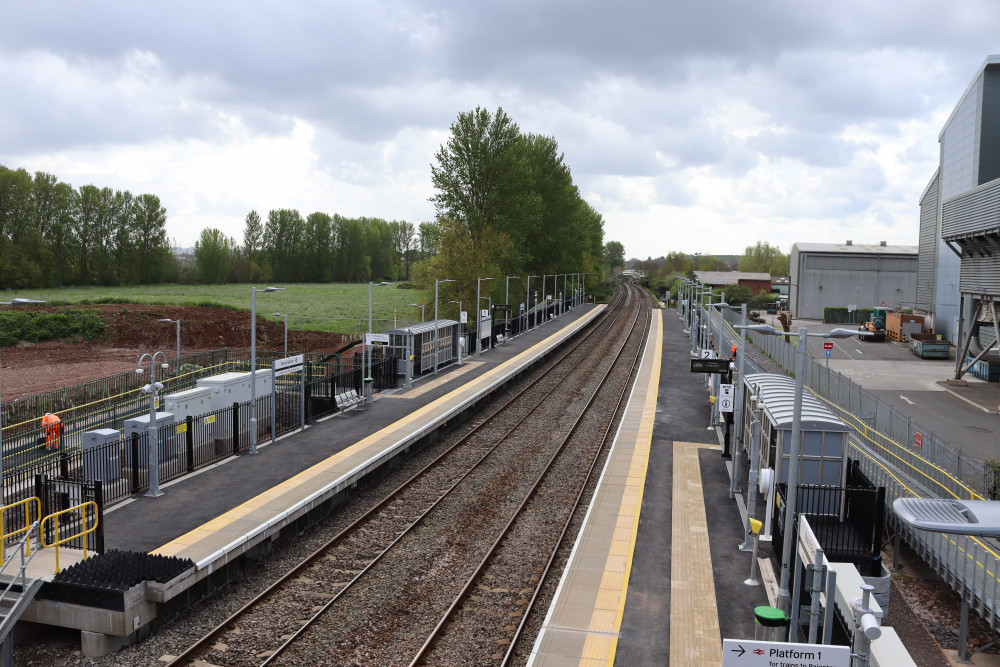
[82,429,122,484]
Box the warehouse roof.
[792,242,918,255]
[693,271,771,285]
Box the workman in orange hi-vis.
[41,413,62,450]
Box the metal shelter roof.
[384,319,459,336]
[743,373,848,433]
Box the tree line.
[194,213,435,284]
[0,165,172,289]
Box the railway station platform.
[20,304,606,654]
[528,307,770,666]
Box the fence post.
[93,480,105,554]
[232,402,241,455]
[130,432,140,492]
[59,452,69,479]
[186,415,194,473]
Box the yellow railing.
[40,501,99,573]
[0,497,41,563]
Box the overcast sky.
[2,2,998,259]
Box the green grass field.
[1,283,435,335]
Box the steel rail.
[260,284,636,666]
[410,284,650,665]
[168,287,629,667]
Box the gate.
[33,475,105,555]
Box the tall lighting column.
[250,286,284,454]
[525,275,538,331]
[433,278,454,374]
[505,275,519,339]
[272,313,289,357]
[0,298,44,503]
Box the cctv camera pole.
[138,351,167,498]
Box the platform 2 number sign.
[719,384,734,413]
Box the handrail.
[0,521,39,602]
[0,497,41,564]
[40,501,99,574]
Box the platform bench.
[335,389,363,414]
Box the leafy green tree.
[243,210,264,265]
[604,241,625,270]
[739,241,789,275]
[132,194,171,283]
[304,212,334,282]
[194,228,234,283]
[264,209,306,282]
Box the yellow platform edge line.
[597,312,662,667]
[153,306,605,557]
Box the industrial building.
[789,242,918,319]
[692,271,772,295]
[917,54,1000,379]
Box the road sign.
[719,384,734,413]
[365,333,389,346]
[274,354,304,377]
[848,304,856,312]
[722,639,849,667]
[691,358,730,373]
[825,350,831,358]
[823,342,834,350]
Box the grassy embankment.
[0,283,429,335]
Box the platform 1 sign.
[722,639,849,667]
[691,358,730,373]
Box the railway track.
[168,283,648,666]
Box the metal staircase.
[0,523,42,667]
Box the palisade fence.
[721,309,993,500]
[1,353,398,508]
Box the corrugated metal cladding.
[960,253,1000,295]
[941,179,1000,238]
[917,172,940,310]
[793,251,918,316]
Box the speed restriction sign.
[719,384,734,413]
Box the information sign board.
[481,309,489,318]
[460,311,468,324]
[274,354,305,377]
[823,342,834,350]
[690,358,730,373]
[722,639,849,667]
[365,333,390,346]
[719,384,734,413]
[493,304,511,312]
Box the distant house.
[693,271,772,295]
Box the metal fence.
[720,309,993,500]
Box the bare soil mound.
[2,305,357,402]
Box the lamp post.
[433,278,454,374]
[409,303,425,322]
[736,323,872,619]
[541,275,547,324]
[272,313,289,357]
[137,351,169,497]
[250,286,284,454]
[157,318,181,374]
[0,298,44,502]
[448,300,463,364]
[505,275,519,340]
[476,277,494,355]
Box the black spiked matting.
[37,550,194,611]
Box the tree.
[194,228,234,283]
[132,194,170,283]
[304,212,334,282]
[739,241,789,275]
[243,210,264,265]
[604,241,625,270]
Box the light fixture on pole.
[735,323,872,620]
[272,313,289,357]
[157,319,181,375]
[433,279,454,374]
[476,276,494,355]
[137,351,169,497]
[250,286,284,454]
[448,300,463,364]
[541,275,547,324]
[0,298,44,502]
[505,275,519,340]
[409,303,425,322]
